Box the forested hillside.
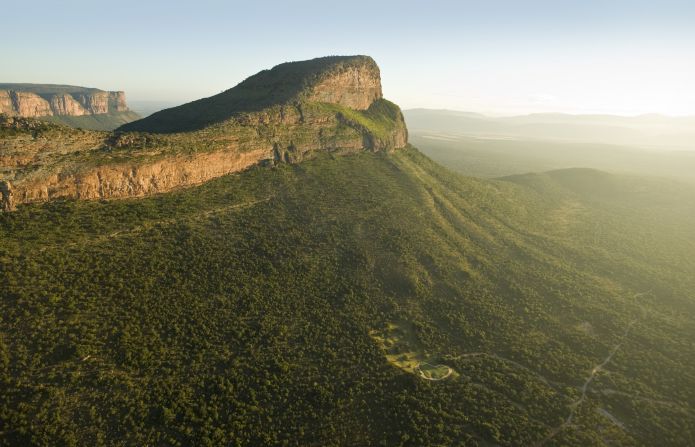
[1,148,694,446]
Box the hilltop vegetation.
[121,56,381,133]
[0,84,104,95]
[2,148,694,446]
[39,110,141,131]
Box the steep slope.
[1,148,693,446]
[119,55,384,133]
[0,83,140,131]
[0,56,407,212]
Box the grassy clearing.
[310,99,404,141]
[370,321,456,380]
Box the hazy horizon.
[126,100,695,121]
[4,0,695,117]
[403,108,695,119]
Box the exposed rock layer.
[0,85,129,117]
[306,61,382,110]
[1,56,408,212]
[13,149,269,206]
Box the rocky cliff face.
[1,56,407,212]
[109,91,128,112]
[7,91,54,117]
[0,180,13,212]
[305,60,383,110]
[50,93,87,116]
[0,85,131,118]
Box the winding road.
[534,291,650,446]
[416,362,454,381]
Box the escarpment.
[1,56,408,212]
[0,84,131,117]
[0,84,139,130]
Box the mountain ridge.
[0,56,407,212]
[120,55,383,133]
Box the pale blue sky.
[4,0,695,115]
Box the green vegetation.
[0,84,103,96]
[405,109,695,185]
[309,99,406,145]
[370,321,426,373]
[1,94,404,195]
[370,320,458,381]
[2,147,694,446]
[120,55,378,133]
[39,110,142,131]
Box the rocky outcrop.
[0,181,14,212]
[109,92,128,112]
[14,149,270,205]
[0,85,132,118]
[9,92,54,117]
[0,91,15,115]
[50,94,87,116]
[75,91,115,115]
[1,56,408,211]
[306,62,382,110]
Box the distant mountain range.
[405,109,695,150]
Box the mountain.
[120,55,385,133]
[0,56,407,212]
[0,83,141,131]
[2,57,694,446]
[404,109,695,151]
[1,148,694,446]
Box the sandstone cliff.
[1,56,407,212]
[306,61,382,110]
[0,84,130,118]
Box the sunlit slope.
[1,148,693,446]
[502,168,695,300]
